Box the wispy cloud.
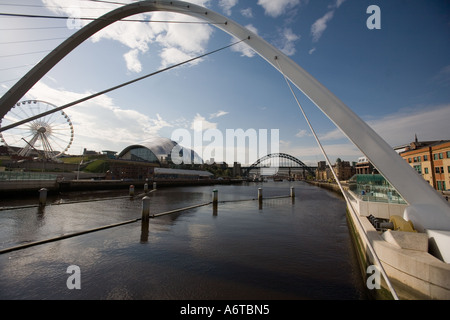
[210,110,229,119]
[310,0,346,43]
[276,28,301,56]
[295,129,310,138]
[257,0,301,18]
[191,113,217,131]
[433,64,450,87]
[240,8,253,18]
[219,0,238,16]
[311,11,334,42]
[42,0,214,72]
[24,82,173,153]
[123,49,142,73]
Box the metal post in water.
[142,196,151,220]
[39,188,47,207]
[212,189,218,204]
[212,189,218,216]
[290,186,295,198]
[129,185,135,197]
[141,196,150,243]
[258,187,263,209]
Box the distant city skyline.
[0,0,449,166]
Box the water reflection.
[0,181,367,299]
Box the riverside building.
[397,138,450,192]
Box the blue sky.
[0,0,449,166]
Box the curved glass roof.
[117,137,203,165]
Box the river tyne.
[0,180,368,300]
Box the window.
[434,154,438,160]
[448,166,450,173]
[447,151,450,158]
[425,167,429,174]
[413,165,421,174]
[408,158,412,163]
[418,156,421,162]
[436,167,441,174]
[437,181,447,191]
[439,153,444,159]
[413,157,417,162]
[424,155,428,161]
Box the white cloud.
[257,0,301,18]
[191,113,217,131]
[311,0,346,43]
[42,0,214,72]
[219,0,238,16]
[159,47,200,68]
[210,110,229,119]
[278,28,300,56]
[295,129,310,138]
[240,8,253,18]
[308,47,316,55]
[311,10,334,42]
[23,82,173,153]
[123,49,142,73]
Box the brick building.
[398,138,450,191]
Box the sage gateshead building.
[105,137,211,181]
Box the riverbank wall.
[0,178,243,198]
[308,180,450,300]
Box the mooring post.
[144,182,148,193]
[258,187,263,209]
[290,186,295,198]
[39,188,47,207]
[129,185,135,197]
[142,196,151,221]
[153,182,157,190]
[212,189,218,216]
[212,189,218,204]
[141,196,150,243]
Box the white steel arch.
[0,1,448,232]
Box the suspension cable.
[0,38,248,133]
[0,12,226,24]
[274,57,400,300]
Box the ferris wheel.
[0,100,74,159]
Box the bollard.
[290,186,295,198]
[144,183,148,193]
[212,189,218,204]
[129,185,135,197]
[142,196,151,220]
[258,188,263,202]
[141,196,150,243]
[39,188,47,207]
[212,189,218,216]
[153,182,157,190]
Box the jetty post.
[129,185,135,197]
[39,188,47,207]
[141,196,151,243]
